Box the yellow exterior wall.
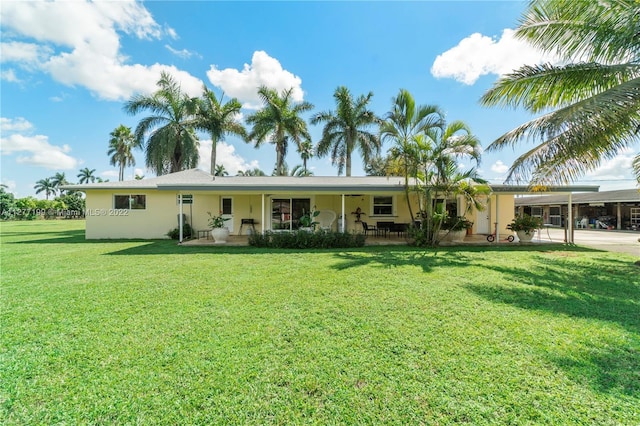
[490,194,516,237]
[85,190,178,239]
[84,189,514,239]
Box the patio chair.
[316,210,337,231]
[361,221,379,236]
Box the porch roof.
[515,188,639,206]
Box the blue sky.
[1,0,637,197]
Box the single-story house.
[66,169,599,242]
[515,188,640,230]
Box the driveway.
[541,228,639,257]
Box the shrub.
[248,230,365,249]
[167,223,193,240]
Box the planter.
[448,229,467,243]
[210,227,230,244]
[298,227,314,233]
[516,230,535,243]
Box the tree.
[107,125,138,181]
[311,86,381,176]
[290,164,313,177]
[380,89,444,221]
[246,86,314,176]
[0,184,16,219]
[195,85,246,176]
[34,178,55,200]
[77,167,96,184]
[214,164,228,177]
[124,72,199,175]
[480,0,640,185]
[51,172,68,196]
[237,168,266,176]
[364,155,389,176]
[416,121,486,245]
[298,139,314,176]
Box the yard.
[1,220,638,424]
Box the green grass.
[1,220,639,424]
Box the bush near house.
[249,229,366,249]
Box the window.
[549,206,561,226]
[531,207,543,218]
[222,197,232,215]
[372,196,393,216]
[114,194,146,210]
[177,194,193,205]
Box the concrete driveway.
[539,228,639,257]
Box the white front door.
[221,197,234,234]
[476,197,491,234]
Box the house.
[66,168,598,242]
[515,188,640,230]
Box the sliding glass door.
[271,198,310,230]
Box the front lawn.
[1,220,638,424]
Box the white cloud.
[1,117,34,132]
[1,117,78,169]
[585,148,636,181]
[0,1,203,101]
[101,170,120,179]
[431,29,559,85]
[197,140,260,175]
[207,51,305,109]
[0,41,53,66]
[1,69,20,82]
[491,160,509,174]
[1,134,78,170]
[165,45,201,59]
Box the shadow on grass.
[466,253,640,396]
[329,244,604,273]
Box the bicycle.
[486,222,515,242]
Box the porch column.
[261,193,265,234]
[341,194,345,232]
[617,202,622,230]
[178,193,184,243]
[567,193,573,243]
[495,194,500,244]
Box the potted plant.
[298,208,319,232]
[507,214,543,243]
[208,211,230,244]
[442,215,473,243]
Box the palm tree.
[237,168,266,176]
[480,0,640,185]
[246,86,314,176]
[34,178,55,200]
[411,122,487,246]
[77,167,96,184]
[380,89,444,220]
[51,172,68,196]
[214,164,228,177]
[107,125,138,181]
[298,139,314,176]
[124,71,199,175]
[290,164,314,177]
[311,86,381,176]
[195,85,246,176]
